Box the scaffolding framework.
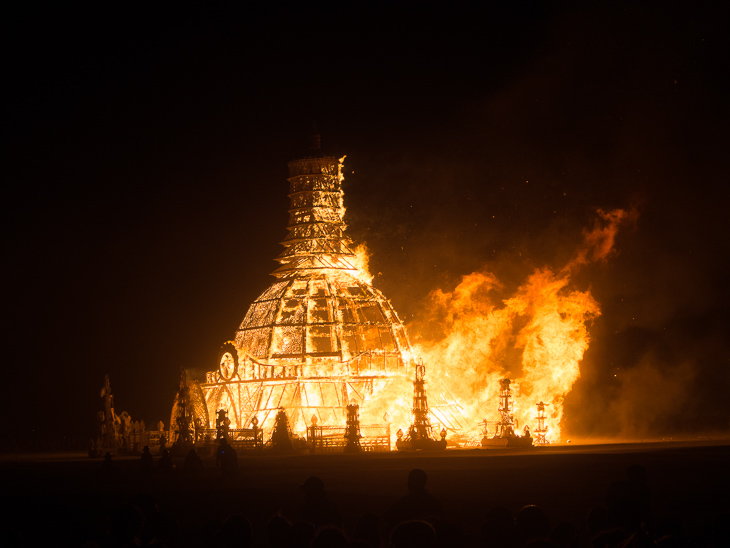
[396,361,447,451]
[481,378,533,448]
[534,401,549,446]
[497,378,515,437]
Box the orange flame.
[349,243,374,284]
[408,208,635,442]
[563,207,638,273]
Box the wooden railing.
[307,423,390,453]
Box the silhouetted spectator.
[433,519,469,547]
[210,514,253,547]
[125,493,180,546]
[516,505,550,545]
[158,449,173,473]
[297,476,342,529]
[390,519,437,548]
[383,469,444,530]
[101,451,114,474]
[183,447,204,474]
[140,445,154,473]
[549,522,577,548]
[353,512,383,547]
[129,493,158,545]
[481,506,515,548]
[289,520,316,547]
[266,515,291,548]
[606,464,651,532]
[311,526,348,548]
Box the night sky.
[3,3,728,446]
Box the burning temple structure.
[199,133,415,436]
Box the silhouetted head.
[187,448,197,456]
[354,512,382,545]
[289,520,316,546]
[220,514,252,547]
[549,521,577,547]
[142,445,150,454]
[312,526,348,548]
[516,505,550,542]
[104,452,112,460]
[407,468,428,494]
[390,520,436,548]
[266,515,290,548]
[300,476,325,496]
[482,506,514,546]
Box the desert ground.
[1,439,728,546]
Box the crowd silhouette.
[3,454,729,548]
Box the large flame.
[407,208,636,442]
[349,243,374,285]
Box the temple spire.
[272,133,357,278]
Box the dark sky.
[3,2,728,445]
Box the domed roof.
[234,273,411,370]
